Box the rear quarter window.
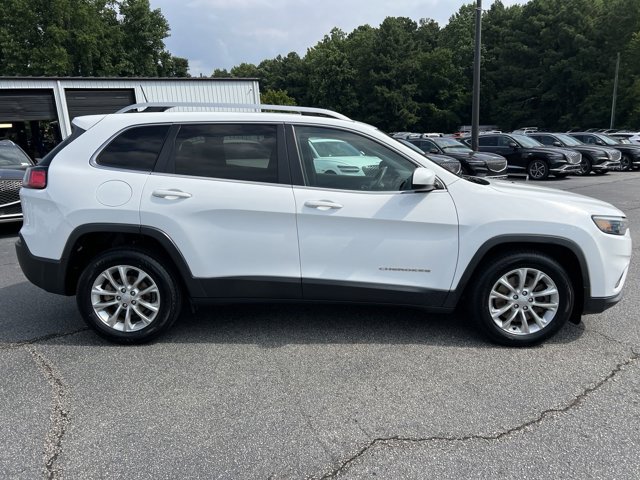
[97,125,170,171]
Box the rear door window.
[478,136,498,147]
[171,124,278,184]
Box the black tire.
[76,249,182,344]
[577,157,592,176]
[527,159,549,180]
[469,251,574,347]
[620,154,632,172]
[554,173,569,179]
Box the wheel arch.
[61,224,204,297]
[445,235,588,315]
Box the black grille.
[486,159,507,172]
[0,180,22,206]
[0,202,21,216]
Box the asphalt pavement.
[1,172,639,479]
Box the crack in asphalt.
[25,344,70,480]
[0,327,89,351]
[568,322,633,350]
[312,351,639,479]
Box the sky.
[149,0,526,77]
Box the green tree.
[260,89,296,105]
[0,0,188,77]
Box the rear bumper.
[15,235,68,295]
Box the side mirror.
[553,141,562,147]
[429,148,439,154]
[595,140,605,146]
[412,167,436,192]
[508,142,519,149]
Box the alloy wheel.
[488,267,559,336]
[91,265,161,332]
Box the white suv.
[16,103,632,346]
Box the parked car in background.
[461,133,581,180]
[512,127,539,134]
[568,132,640,171]
[394,133,507,178]
[307,137,381,176]
[527,132,621,175]
[397,139,462,175]
[608,131,640,145]
[0,140,35,223]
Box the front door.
[290,125,459,306]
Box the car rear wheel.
[76,249,182,344]
[620,155,632,171]
[470,251,574,346]
[577,157,592,176]
[527,159,549,180]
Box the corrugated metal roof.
[0,76,258,81]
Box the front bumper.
[550,163,581,173]
[583,291,624,314]
[592,160,621,171]
[15,235,68,295]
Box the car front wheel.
[470,251,574,346]
[527,159,549,180]
[620,155,632,171]
[577,157,592,176]
[76,249,182,344]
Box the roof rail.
[115,102,351,121]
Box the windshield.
[310,138,363,157]
[511,134,543,148]
[594,133,620,145]
[555,134,582,146]
[432,137,472,152]
[397,139,426,154]
[0,144,32,167]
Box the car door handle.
[152,189,192,199]
[304,200,343,210]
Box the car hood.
[568,144,610,155]
[612,144,640,154]
[445,150,505,162]
[426,153,460,164]
[489,180,623,215]
[0,166,28,180]
[315,155,381,167]
[520,146,566,156]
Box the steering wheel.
[368,164,388,190]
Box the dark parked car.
[527,132,621,175]
[568,132,640,171]
[398,135,507,178]
[397,139,462,175]
[0,140,35,223]
[462,133,582,180]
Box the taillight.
[23,166,48,189]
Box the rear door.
[140,123,301,299]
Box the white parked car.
[609,132,640,145]
[308,137,381,176]
[17,103,632,346]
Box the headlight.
[592,216,629,235]
[549,154,565,160]
[606,151,613,159]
